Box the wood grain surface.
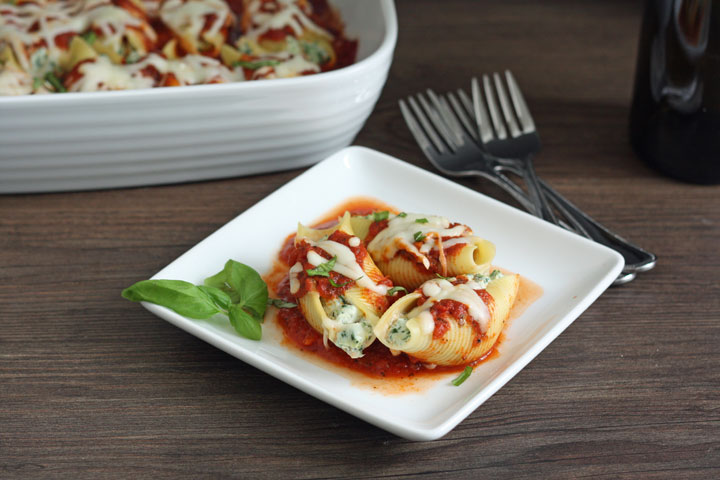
[2,1,719,478]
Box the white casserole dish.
[0,0,397,193]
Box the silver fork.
[399,92,540,214]
[443,76,657,275]
[400,90,652,285]
[469,72,558,224]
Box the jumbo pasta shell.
[373,274,520,366]
[297,291,376,359]
[376,236,495,291]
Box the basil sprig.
[122,260,268,341]
[452,366,473,386]
[415,218,429,224]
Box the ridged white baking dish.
[0,0,397,193]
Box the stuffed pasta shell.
[353,212,496,290]
[287,212,393,358]
[373,271,519,366]
[160,0,235,57]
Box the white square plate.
[144,146,624,441]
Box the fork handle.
[519,155,559,223]
[538,179,657,273]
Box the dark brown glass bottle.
[630,0,720,184]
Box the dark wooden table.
[2,1,719,478]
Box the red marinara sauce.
[266,197,503,379]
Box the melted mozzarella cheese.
[85,5,149,53]
[367,213,470,270]
[304,239,389,295]
[69,54,156,91]
[166,54,244,84]
[0,65,32,95]
[288,261,303,294]
[413,278,491,333]
[160,0,231,41]
[246,0,333,40]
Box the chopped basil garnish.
[233,59,280,70]
[123,260,269,341]
[81,31,97,45]
[306,256,336,277]
[32,77,42,90]
[387,286,407,295]
[44,72,66,93]
[397,212,407,218]
[370,211,389,222]
[413,231,426,242]
[415,218,429,224]
[452,366,473,386]
[268,298,297,309]
[435,273,452,280]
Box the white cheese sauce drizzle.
[411,278,491,333]
[367,213,470,270]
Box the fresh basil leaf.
[121,279,221,319]
[224,260,268,319]
[452,366,473,386]
[197,285,232,311]
[413,231,426,242]
[203,267,228,289]
[415,218,429,224]
[371,211,389,222]
[387,286,407,295]
[268,298,297,309]
[397,212,407,218]
[306,256,336,277]
[233,59,280,69]
[205,260,268,319]
[229,304,262,340]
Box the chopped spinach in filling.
[323,296,373,356]
[387,317,411,347]
[472,269,504,288]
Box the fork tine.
[446,91,478,141]
[426,89,466,145]
[416,92,459,150]
[470,78,494,143]
[425,90,463,145]
[399,99,443,159]
[405,96,448,154]
[505,70,536,133]
[481,74,507,140]
[493,72,521,138]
